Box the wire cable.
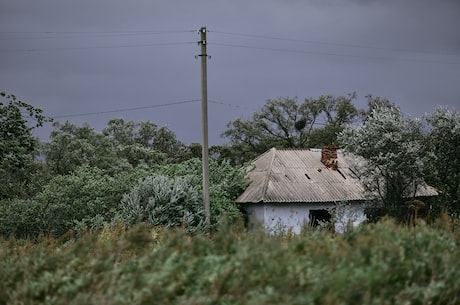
[209,100,258,111]
[211,42,460,65]
[0,41,196,53]
[52,99,201,119]
[0,30,197,41]
[211,30,460,56]
[51,99,256,121]
[0,30,195,34]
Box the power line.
[211,42,460,65]
[3,28,458,65]
[0,30,196,41]
[52,99,200,119]
[0,41,196,53]
[0,33,188,41]
[211,30,460,56]
[49,99,256,120]
[0,30,195,34]
[209,100,258,111]
[4,29,458,56]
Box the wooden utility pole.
[199,27,211,227]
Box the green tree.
[102,118,190,166]
[44,119,191,175]
[1,166,146,239]
[424,107,460,214]
[338,102,428,221]
[317,93,360,126]
[43,121,128,175]
[222,97,318,161]
[307,124,344,148]
[360,94,398,120]
[222,94,360,163]
[0,92,51,199]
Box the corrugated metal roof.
[236,148,438,204]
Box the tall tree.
[44,119,190,175]
[221,94,360,163]
[0,92,51,199]
[338,102,427,221]
[103,118,189,166]
[317,92,360,126]
[43,121,127,175]
[424,107,460,214]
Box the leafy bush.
[119,175,206,234]
[154,158,248,227]
[0,166,148,239]
[0,199,48,239]
[2,219,460,305]
[34,166,140,237]
[0,156,247,239]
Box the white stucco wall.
[244,203,366,234]
[333,204,367,233]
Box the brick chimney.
[321,145,338,170]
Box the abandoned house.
[236,146,438,234]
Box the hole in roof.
[337,169,347,179]
[349,168,358,177]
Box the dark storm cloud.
[1,0,459,144]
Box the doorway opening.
[309,209,332,227]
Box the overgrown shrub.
[0,155,247,240]
[34,166,143,237]
[0,199,48,239]
[0,166,147,239]
[1,219,460,305]
[154,158,248,227]
[119,175,206,234]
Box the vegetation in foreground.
[1,218,459,305]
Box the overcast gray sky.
[1,0,459,145]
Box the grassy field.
[1,217,459,305]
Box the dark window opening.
[309,209,332,227]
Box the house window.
[309,209,332,227]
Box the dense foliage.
[153,158,248,227]
[0,166,142,238]
[221,94,361,163]
[43,119,191,175]
[424,107,460,214]
[338,101,427,221]
[0,91,52,199]
[119,175,206,234]
[337,99,459,221]
[0,157,246,239]
[1,218,459,304]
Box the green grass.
[1,218,459,305]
